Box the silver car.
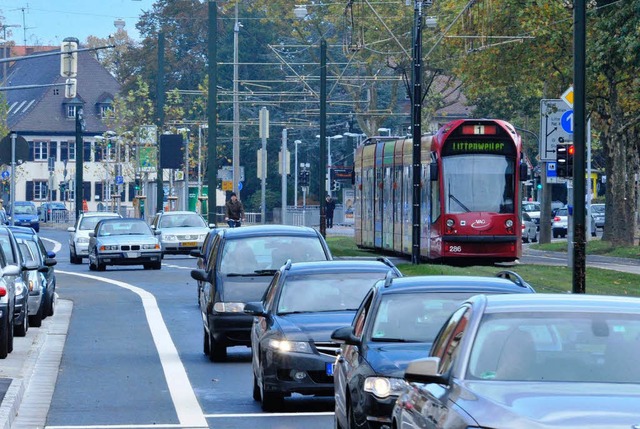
[521,212,537,243]
[590,203,605,236]
[150,211,212,257]
[68,211,122,264]
[88,218,162,271]
[393,294,640,429]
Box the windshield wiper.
[448,192,471,213]
[371,338,410,343]
[226,272,259,277]
[254,269,277,275]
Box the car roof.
[220,224,321,239]
[158,211,200,216]
[478,293,640,313]
[374,275,534,295]
[285,259,399,274]
[98,217,146,224]
[8,226,37,236]
[80,211,121,217]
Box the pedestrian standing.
[325,195,336,228]
[225,192,245,227]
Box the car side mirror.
[190,269,209,283]
[244,301,267,317]
[403,357,450,385]
[3,264,20,277]
[44,257,57,267]
[89,232,95,237]
[150,225,156,230]
[23,260,39,271]
[154,230,162,235]
[331,326,361,346]
[67,226,76,232]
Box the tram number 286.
[448,245,463,253]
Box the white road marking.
[205,412,334,418]
[58,270,208,429]
[41,236,62,254]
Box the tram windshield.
[442,154,515,214]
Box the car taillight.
[553,216,560,221]
[521,223,525,231]
[0,286,6,297]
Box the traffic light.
[566,144,575,177]
[556,143,569,178]
[59,181,66,193]
[299,170,310,187]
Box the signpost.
[539,99,573,162]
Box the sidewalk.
[0,299,72,429]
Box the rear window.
[80,215,119,231]
[556,208,568,216]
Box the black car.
[190,225,333,363]
[9,226,57,322]
[190,228,218,306]
[244,259,402,412]
[331,272,535,429]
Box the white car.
[521,212,537,243]
[552,207,569,238]
[150,211,212,257]
[68,211,122,264]
[522,201,540,229]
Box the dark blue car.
[10,202,40,232]
[331,272,535,429]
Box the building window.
[53,88,60,96]
[33,141,49,161]
[34,181,48,201]
[100,105,114,118]
[67,105,77,118]
[68,141,76,161]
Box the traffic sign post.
[539,99,573,161]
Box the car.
[38,202,70,223]
[150,211,212,257]
[10,226,58,323]
[590,203,605,235]
[189,228,219,306]
[392,293,640,429]
[68,211,122,264]
[190,225,333,363]
[15,238,47,328]
[551,206,568,238]
[0,226,38,340]
[0,245,20,358]
[331,272,535,429]
[521,201,540,228]
[9,201,40,232]
[0,210,8,225]
[245,259,402,412]
[521,212,537,243]
[88,218,162,271]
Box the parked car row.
[0,225,56,359]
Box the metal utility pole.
[411,0,425,265]
[294,140,301,208]
[75,108,84,218]
[319,39,327,237]
[156,32,166,214]
[9,132,16,226]
[207,0,218,225]
[259,107,269,223]
[232,2,241,196]
[281,128,288,224]
[572,0,586,293]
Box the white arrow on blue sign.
[115,175,124,185]
[561,110,574,134]
[1,171,9,180]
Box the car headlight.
[213,302,245,313]
[99,244,119,251]
[77,237,90,244]
[267,339,313,354]
[163,234,177,241]
[15,280,25,295]
[142,243,160,249]
[363,377,408,398]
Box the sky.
[0,0,156,46]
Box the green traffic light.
[537,184,543,190]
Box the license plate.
[181,241,197,247]
[126,251,140,258]
[325,362,334,376]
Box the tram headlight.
[446,219,455,228]
[505,219,514,228]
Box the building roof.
[5,48,120,136]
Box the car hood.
[278,312,357,342]
[366,342,432,377]
[159,227,209,236]
[456,381,640,429]
[218,276,272,302]
[14,214,38,221]
[97,236,159,246]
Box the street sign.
[1,171,9,180]
[238,181,243,191]
[561,110,574,134]
[222,180,233,191]
[138,146,157,172]
[115,175,124,185]
[219,166,245,181]
[539,99,573,162]
[0,134,29,165]
[547,162,557,177]
[561,86,574,108]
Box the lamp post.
[294,139,301,208]
[327,134,342,197]
[177,127,190,211]
[198,124,208,201]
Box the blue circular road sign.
[1,171,9,180]
[561,110,574,134]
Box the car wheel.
[253,373,261,402]
[152,261,162,270]
[260,378,283,412]
[347,400,358,429]
[591,230,597,237]
[208,330,227,362]
[29,302,43,328]
[523,235,529,243]
[553,230,558,238]
[47,290,55,317]
[7,316,13,354]
[203,328,210,355]
[97,262,106,271]
[14,303,28,337]
[89,260,97,271]
[532,233,538,243]
[0,317,9,358]
[70,247,82,264]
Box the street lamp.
[316,134,343,197]
[198,124,208,202]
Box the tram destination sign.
[442,140,515,156]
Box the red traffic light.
[568,145,575,155]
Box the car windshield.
[80,215,119,231]
[556,208,568,217]
[0,235,16,264]
[98,221,152,236]
[467,312,640,383]
[219,236,326,275]
[370,292,471,343]
[25,240,43,264]
[277,272,384,314]
[159,214,206,228]
[591,205,605,214]
[14,205,36,215]
[522,203,540,212]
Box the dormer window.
[96,92,115,119]
[67,105,78,118]
[100,104,114,118]
[63,95,85,120]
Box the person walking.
[325,195,336,228]
[225,192,245,227]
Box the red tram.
[354,119,527,262]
